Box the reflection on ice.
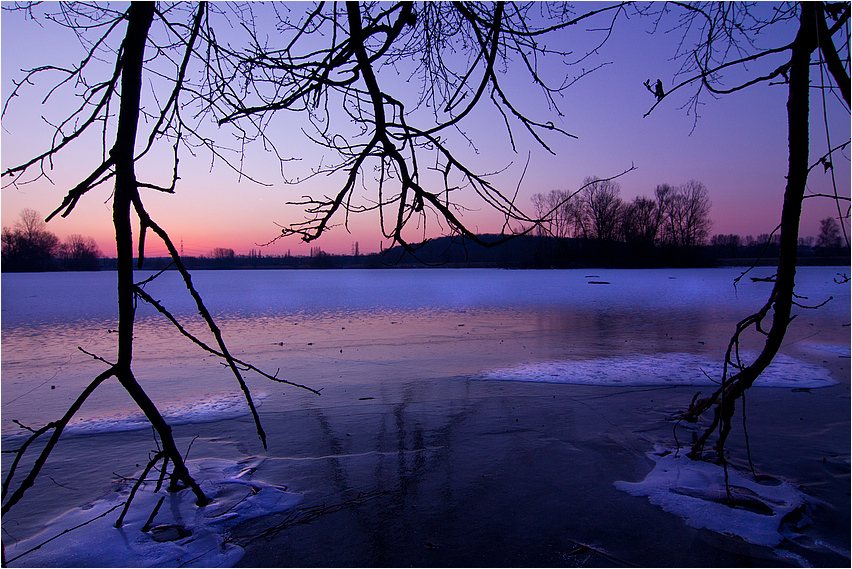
[478,350,838,388]
[4,391,268,441]
[3,457,302,568]
[615,447,811,548]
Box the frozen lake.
[1,267,849,566]
[2,267,848,437]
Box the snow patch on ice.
[4,457,302,567]
[478,351,836,388]
[61,391,269,437]
[801,343,851,357]
[615,447,810,548]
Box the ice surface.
[801,343,852,357]
[4,268,846,437]
[5,267,846,325]
[5,391,267,441]
[3,457,303,567]
[615,447,812,548]
[1,269,847,566]
[477,351,837,388]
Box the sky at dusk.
[1,3,849,258]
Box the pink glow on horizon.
[1,165,842,259]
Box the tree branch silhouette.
[211,2,632,252]
[0,2,297,533]
[2,2,634,549]
[641,2,849,462]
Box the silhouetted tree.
[532,189,578,239]
[664,181,712,249]
[531,178,711,264]
[816,216,843,251]
[211,247,235,260]
[1,2,318,530]
[59,234,101,271]
[709,234,743,262]
[639,2,850,462]
[621,195,662,247]
[1,209,60,272]
[711,234,741,248]
[207,3,634,252]
[798,236,815,248]
[579,176,623,242]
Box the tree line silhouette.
[116,222,849,271]
[533,179,712,248]
[1,208,101,272]
[3,204,847,272]
[521,178,848,267]
[529,178,712,266]
[384,229,847,269]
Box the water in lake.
[1,267,849,566]
[3,267,847,436]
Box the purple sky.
[2,3,848,257]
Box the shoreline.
[5,258,850,273]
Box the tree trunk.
[111,3,207,505]
[686,3,816,458]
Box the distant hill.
[382,233,711,268]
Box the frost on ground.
[615,447,812,549]
[3,457,302,568]
[478,350,837,388]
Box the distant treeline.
[531,179,714,249]
[6,232,850,273]
[106,232,847,271]
[112,249,389,271]
[382,233,849,269]
[3,207,848,272]
[1,209,102,272]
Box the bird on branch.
[644,78,665,101]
